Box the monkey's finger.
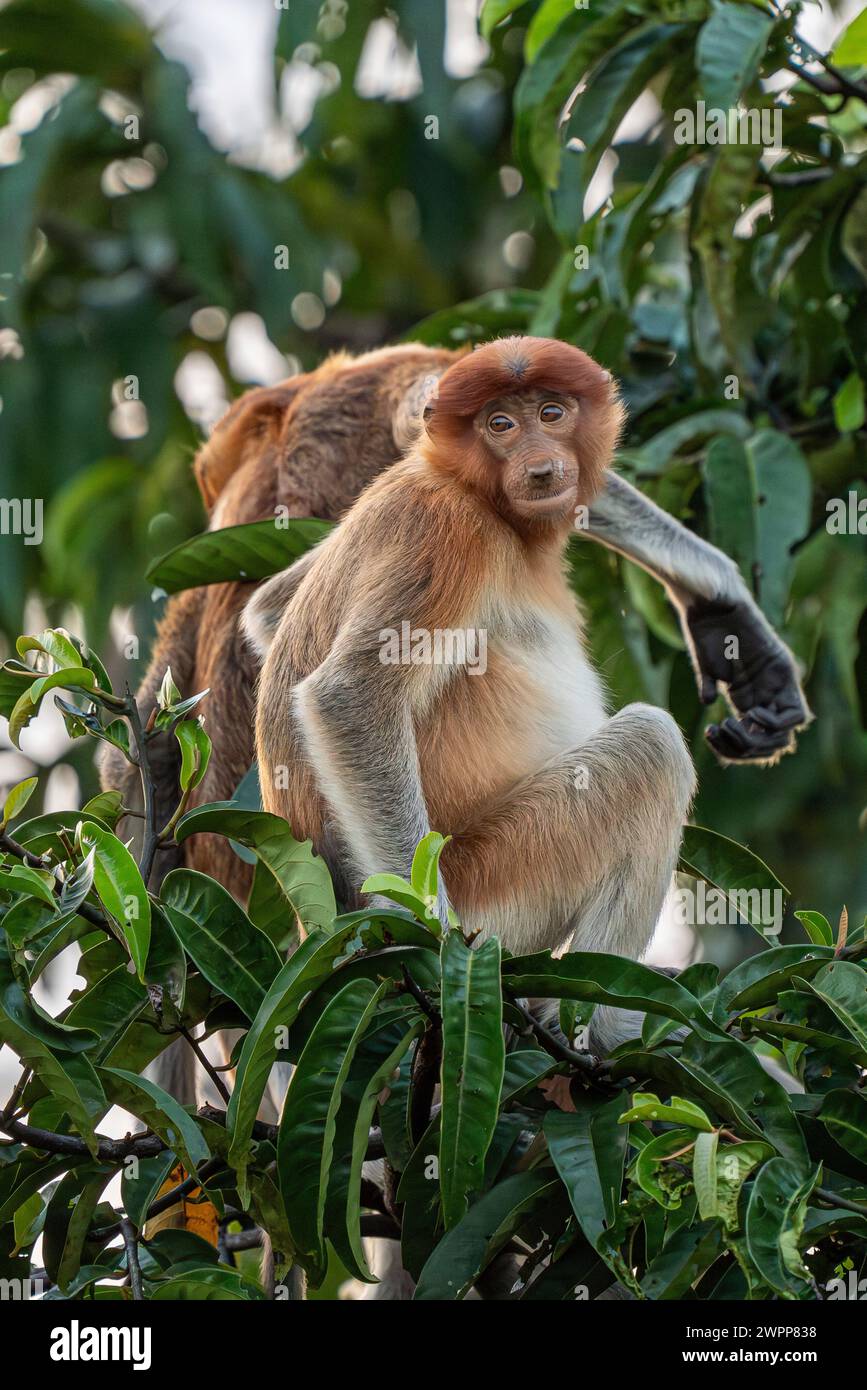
[743,702,805,733]
[699,674,718,705]
[705,717,794,762]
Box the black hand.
[684,596,808,764]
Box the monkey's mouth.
[512,485,577,519]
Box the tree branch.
[0,1115,166,1161]
[120,1217,144,1300]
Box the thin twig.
[507,995,607,1075]
[814,1187,867,1218]
[120,1218,144,1300]
[399,965,440,1022]
[1,1067,32,1124]
[181,1027,231,1106]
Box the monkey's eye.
[539,402,565,423]
[488,413,516,434]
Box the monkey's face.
[474,389,583,523]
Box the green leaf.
[502,950,724,1039]
[17,628,82,670]
[439,933,505,1229]
[144,905,187,1027]
[150,1265,266,1300]
[633,1127,695,1209]
[397,1114,444,1280]
[819,1089,867,1167]
[524,0,579,62]
[479,0,532,41]
[176,719,212,791]
[696,2,774,111]
[692,1129,719,1222]
[713,1140,772,1230]
[325,1013,424,1281]
[702,436,756,588]
[0,942,102,1154]
[175,804,336,938]
[226,922,363,1185]
[121,1151,176,1231]
[748,431,812,628]
[832,9,867,65]
[28,912,91,982]
[277,978,387,1281]
[8,667,96,747]
[803,960,867,1051]
[833,372,866,433]
[62,963,150,1066]
[641,1219,724,1300]
[158,668,182,711]
[80,789,124,829]
[161,869,281,1021]
[545,1095,629,1249]
[12,1189,45,1251]
[409,831,450,910]
[413,1171,560,1300]
[514,1,633,192]
[101,1067,210,1178]
[501,1048,557,1103]
[560,24,686,217]
[795,910,834,948]
[1,776,38,827]
[146,518,331,593]
[360,871,443,928]
[637,410,752,473]
[610,1035,807,1163]
[0,862,58,910]
[79,822,150,979]
[745,1158,819,1297]
[714,944,834,1015]
[42,1166,113,1293]
[678,825,788,939]
[619,1091,714,1132]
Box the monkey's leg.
[442,703,696,1049]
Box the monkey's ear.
[193,381,302,513]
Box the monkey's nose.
[526,460,555,482]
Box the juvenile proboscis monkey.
[244,336,808,1050]
[106,335,808,1070]
[107,334,808,1293]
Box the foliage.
[0,0,864,925]
[1,0,867,1302]
[0,630,866,1300]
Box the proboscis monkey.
[102,336,809,1073]
[242,337,808,1051]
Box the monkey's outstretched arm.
[585,473,811,764]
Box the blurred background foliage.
[0,0,865,950]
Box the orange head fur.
[421,336,624,536]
